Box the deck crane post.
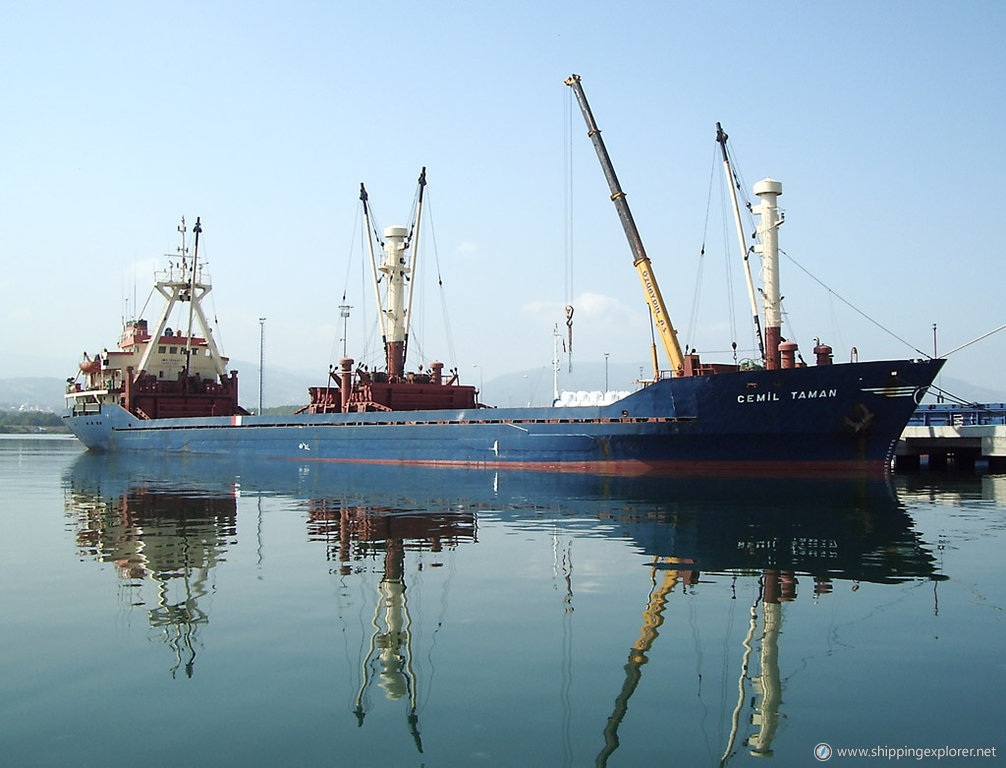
[716,123,766,364]
[361,183,388,347]
[564,74,685,378]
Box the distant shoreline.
[0,432,76,439]
[0,426,72,435]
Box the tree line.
[0,411,68,432]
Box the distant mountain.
[228,359,322,411]
[0,378,68,412]
[482,362,650,407]
[929,376,1006,405]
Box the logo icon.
[814,742,833,761]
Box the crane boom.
[564,74,685,377]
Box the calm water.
[1,436,1003,767]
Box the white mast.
[380,225,410,378]
[716,124,765,363]
[183,217,202,374]
[134,217,227,380]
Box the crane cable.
[563,88,575,371]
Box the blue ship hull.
[65,358,943,473]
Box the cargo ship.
[64,75,943,473]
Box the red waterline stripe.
[277,456,888,478]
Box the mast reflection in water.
[307,498,477,751]
[58,451,949,765]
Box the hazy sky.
[3,1,1004,398]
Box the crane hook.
[565,305,575,371]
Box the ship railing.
[155,267,212,287]
[71,402,102,416]
[909,402,1006,427]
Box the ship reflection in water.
[65,468,237,678]
[62,454,942,764]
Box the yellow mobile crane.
[565,74,686,379]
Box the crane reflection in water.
[62,453,943,762]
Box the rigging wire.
[693,135,774,363]
[198,236,226,356]
[423,188,460,369]
[778,297,802,362]
[686,144,719,353]
[136,283,157,324]
[335,201,363,364]
[941,323,1006,358]
[341,194,384,372]
[415,530,464,720]
[926,383,987,407]
[778,248,931,359]
[728,143,764,361]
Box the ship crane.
[565,74,686,379]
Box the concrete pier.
[896,403,1006,471]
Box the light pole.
[604,352,610,394]
[339,303,352,358]
[473,364,483,402]
[258,317,266,414]
[933,323,942,403]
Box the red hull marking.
[278,456,889,478]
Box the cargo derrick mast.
[299,170,478,414]
[716,123,766,365]
[372,168,426,379]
